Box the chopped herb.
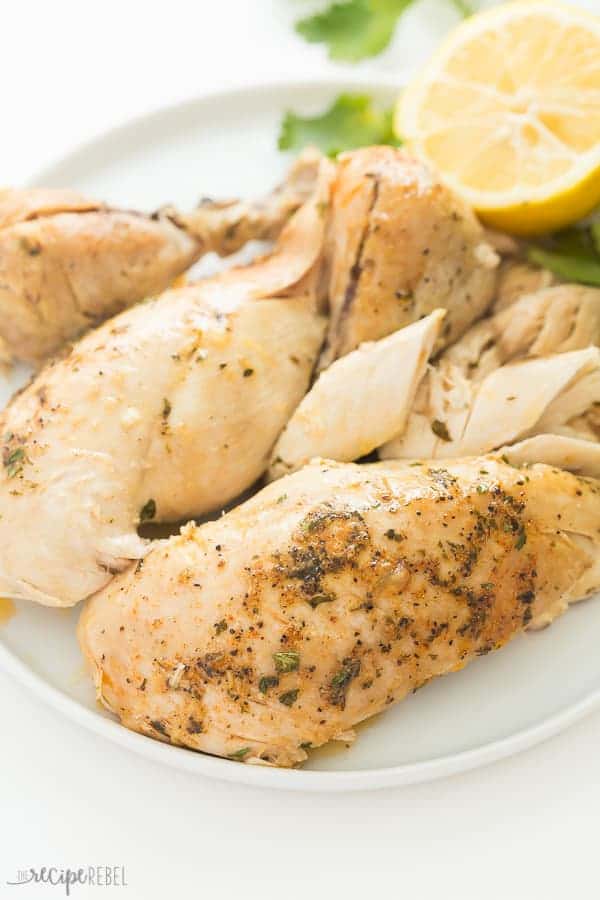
[431,419,451,442]
[214,619,227,635]
[515,526,527,550]
[3,446,27,479]
[481,582,494,590]
[307,592,335,608]
[273,650,300,673]
[300,741,312,750]
[476,484,489,494]
[276,494,288,504]
[139,498,156,522]
[384,528,405,541]
[187,717,204,734]
[150,719,168,736]
[279,689,299,707]
[229,747,250,760]
[279,93,399,158]
[161,397,172,419]
[243,368,254,377]
[329,657,361,708]
[295,0,418,62]
[258,675,280,694]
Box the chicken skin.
[0,150,321,364]
[318,146,499,368]
[79,457,600,768]
[0,159,333,607]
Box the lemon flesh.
[397,2,600,236]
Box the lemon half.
[397,1,600,235]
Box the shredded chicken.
[268,310,445,480]
[380,284,600,461]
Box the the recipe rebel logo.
[6,866,128,895]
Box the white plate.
[2,78,600,793]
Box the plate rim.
[1,75,599,792]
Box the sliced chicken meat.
[268,309,445,480]
[79,457,600,767]
[494,260,556,312]
[0,149,321,364]
[0,159,334,607]
[318,146,499,369]
[380,284,600,461]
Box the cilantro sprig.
[528,221,600,287]
[295,0,472,62]
[278,93,400,157]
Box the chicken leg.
[0,157,334,607]
[0,149,321,364]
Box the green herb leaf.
[527,246,600,286]
[296,0,417,62]
[258,675,280,694]
[279,93,400,158]
[214,619,228,635]
[329,657,361,708]
[527,221,600,287]
[448,0,473,16]
[307,592,335,608]
[279,689,300,707]
[515,526,527,551]
[3,446,27,479]
[273,650,300,673]
[228,747,250,760]
[139,498,156,522]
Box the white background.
[2,1,600,897]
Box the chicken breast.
[380,285,600,461]
[79,457,600,767]
[318,146,499,368]
[268,309,445,480]
[0,159,333,608]
[0,150,321,364]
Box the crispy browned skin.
[0,151,321,364]
[79,457,600,767]
[319,147,499,368]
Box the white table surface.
[2,1,600,897]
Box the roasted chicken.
[79,457,600,767]
[0,144,515,609]
[0,159,333,607]
[0,150,321,364]
[318,146,499,368]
